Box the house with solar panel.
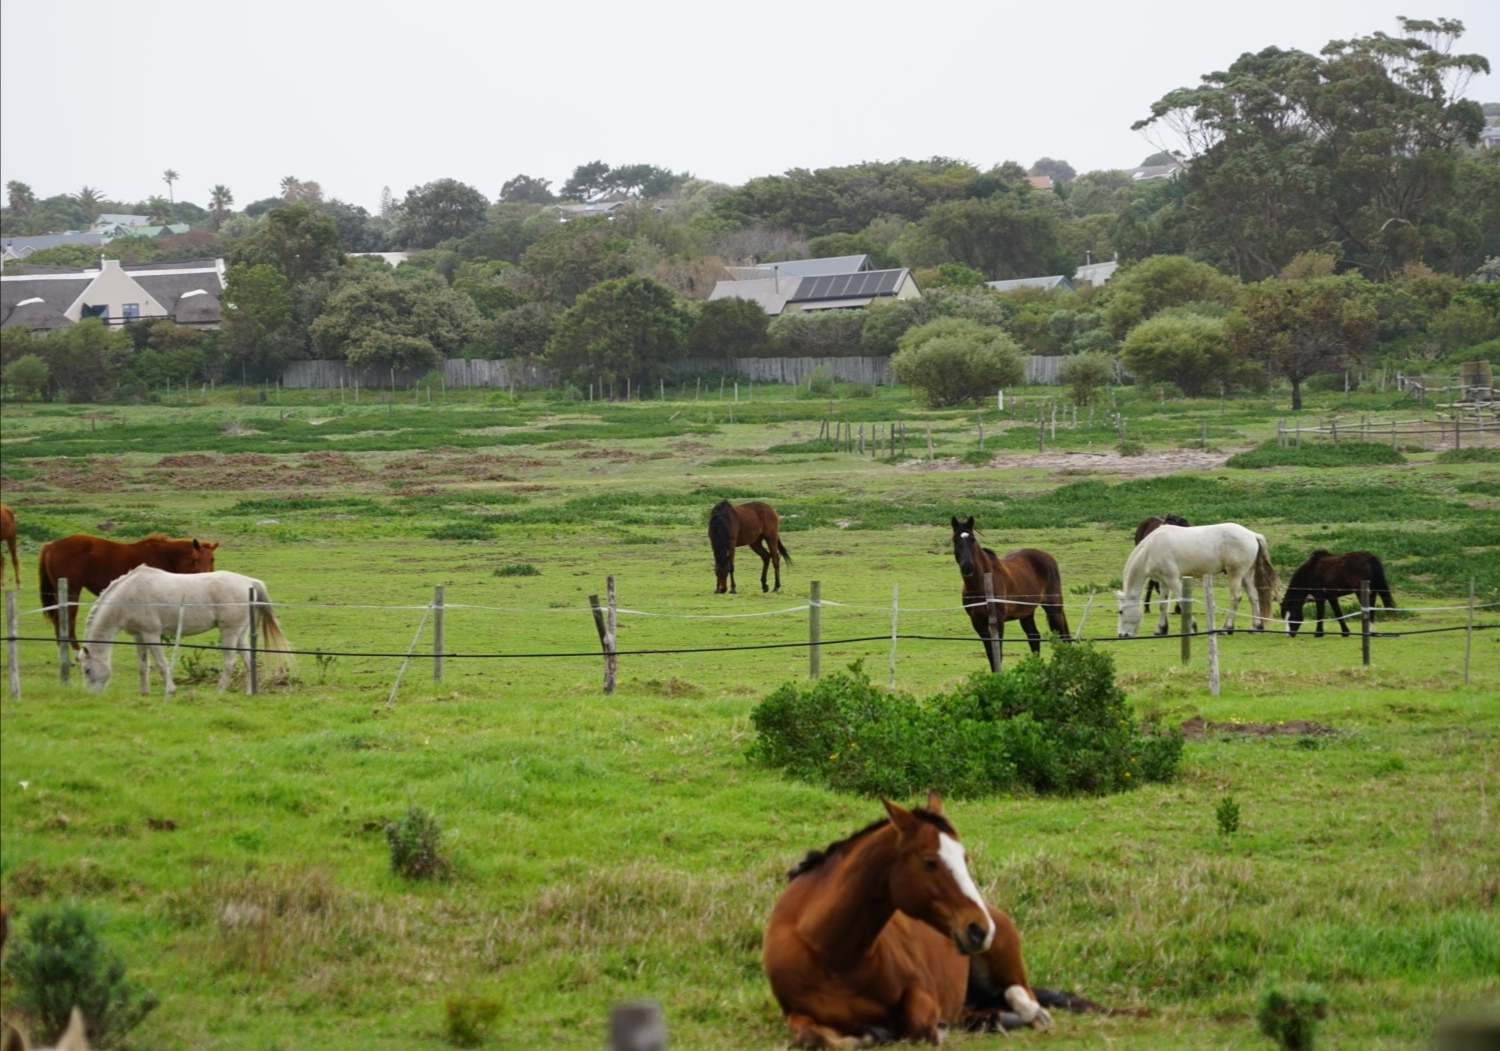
[708,254,920,316]
[1,257,227,331]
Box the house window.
[122,303,140,321]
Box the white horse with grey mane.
[1116,523,1277,637]
[79,565,293,695]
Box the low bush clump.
[1435,446,1500,464]
[494,563,540,577]
[429,520,495,540]
[1256,983,1329,1050]
[1225,439,1404,469]
[1116,439,1147,457]
[2,904,159,1047]
[444,988,503,1047]
[748,646,1181,798]
[386,806,451,880]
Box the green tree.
[162,168,179,204]
[230,202,344,286]
[1121,313,1248,397]
[222,262,297,381]
[889,321,1024,408]
[146,195,174,223]
[6,180,36,215]
[1100,254,1241,337]
[499,174,555,204]
[860,288,1014,354]
[561,160,613,201]
[38,319,130,401]
[484,302,558,360]
[4,352,49,400]
[687,297,771,358]
[310,269,483,372]
[545,275,691,384]
[1224,275,1378,409]
[917,190,1071,280]
[71,186,105,216]
[767,310,866,356]
[1058,350,1115,405]
[208,184,234,228]
[397,179,490,249]
[1028,158,1076,184]
[518,221,633,304]
[808,231,896,269]
[451,261,526,318]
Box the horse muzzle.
[952,921,992,955]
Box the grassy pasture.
[1,382,1497,1049]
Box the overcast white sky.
[2,0,1496,214]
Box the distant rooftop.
[986,275,1075,293]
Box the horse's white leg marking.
[1004,985,1051,1027]
[136,637,151,695]
[937,833,994,949]
[149,641,174,696]
[219,626,240,692]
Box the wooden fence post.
[983,572,1001,672]
[1179,576,1193,666]
[1075,590,1095,640]
[6,590,19,700]
[247,586,258,695]
[432,585,444,683]
[1360,580,1372,667]
[1203,576,1219,696]
[926,424,933,461]
[1465,577,1475,687]
[57,577,70,685]
[808,580,821,680]
[589,579,617,695]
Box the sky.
[2,0,1496,215]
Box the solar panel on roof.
[792,269,904,301]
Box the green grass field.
[2,381,1497,1049]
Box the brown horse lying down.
[1281,549,1396,636]
[764,792,1112,1047]
[39,533,218,649]
[708,499,791,593]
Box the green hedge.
[748,645,1181,798]
[1226,439,1404,469]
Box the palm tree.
[6,180,36,216]
[72,186,105,216]
[147,195,173,224]
[209,185,234,228]
[280,175,301,202]
[163,169,179,204]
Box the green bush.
[1225,439,1404,469]
[748,647,1181,798]
[1256,983,1329,1050]
[494,563,540,577]
[2,904,159,1047]
[1216,795,1241,835]
[386,806,451,880]
[806,366,836,396]
[888,320,1024,408]
[1435,446,1500,464]
[1058,351,1115,406]
[429,520,496,540]
[444,989,503,1047]
[1116,439,1147,457]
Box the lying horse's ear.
[881,797,919,836]
[2,1020,31,1051]
[192,539,201,550]
[924,789,944,815]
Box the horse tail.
[1367,555,1396,613]
[777,538,792,566]
[1253,536,1278,623]
[1040,553,1070,640]
[38,542,58,635]
[253,582,296,671]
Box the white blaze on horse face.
[937,833,993,949]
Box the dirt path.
[904,448,1245,476]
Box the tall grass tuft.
[386,806,451,880]
[1256,983,1329,1050]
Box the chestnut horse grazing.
[765,792,1113,1047]
[0,504,18,588]
[1134,514,1189,613]
[708,499,791,593]
[951,517,1069,671]
[39,533,218,649]
[1281,549,1396,636]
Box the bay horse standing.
[40,533,219,650]
[1281,549,1396,636]
[1116,522,1276,637]
[79,565,292,696]
[951,517,1069,671]
[1134,513,1189,613]
[708,499,791,593]
[765,791,1114,1047]
[0,504,18,588]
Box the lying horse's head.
[951,516,983,581]
[883,791,994,956]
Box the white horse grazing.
[1117,523,1278,637]
[79,565,293,695]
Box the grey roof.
[1,231,104,255]
[790,269,908,302]
[128,261,224,316]
[743,255,873,278]
[172,289,221,325]
[95,214,150,227]
[1,295,72,330]
[707,274,804,316]
[0,258,224,328]
[1,275,91,326]
[1124,161,1188,181]
[986,275,1075,293]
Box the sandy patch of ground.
[902,449,1244,476]
[1179,715,1337,739]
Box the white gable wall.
[62,259,169,322]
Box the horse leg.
[1020,612,1042,655]
[968,909,1052,1031]
[783,1014,873,1050]
[1240,572,1260,631]
[219,628,242,692]
[728,552,737,594]
[750,538,772,593]
[1330,596,1348,636]
[148,640,174,696]
[136,639,152,695]
[1314,597,1327,638]
[898,984,946,1043]
[1222,573,1242,634]
[1143,578,1155,614]
[1155,579,1178,635]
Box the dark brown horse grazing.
[1281,549,1396,636]
[1134,514,1189,613]
[40,533,219,649]
[951,517,1069,671]
[764,792,1112,1047]
[0,504,18,588]
[708,499,791,593]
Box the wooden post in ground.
[588,583,617,696]
[983,572,1002,672]
[808,580,821,680]
[247,587,258,695]
[56,577,70,685]
[926,425,933,461]
[1465,577,1475,686]
[1360,580,1372,667]
[1179,576,1192,666]
[432,585,444,683]
[977,414,983,453]
[6,590,19,700]
[1203,576,1219,696]
[1201,418,1207,449]
[1075,590,1095,640]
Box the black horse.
[1281,550,1396,636]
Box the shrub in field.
[1116,439,1147,456]
[1435,446,1500,464]
[494,563,540,577]
[806,366,836,396]
[1225,440,1404,469]
[1256,983,1329,1050]
[429,520,495,540]
[889,320,1024,408]
[2,904,159,1047]
[748,647,1181,798]
[1216,795,1241,835]
[1058,350,1115,405]
[444,989,503,1047]
[386,806,451,880]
